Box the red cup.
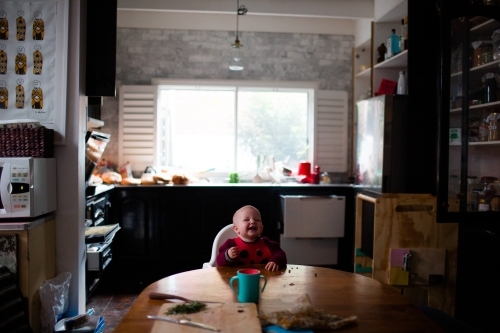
[298,162,311,177]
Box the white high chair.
[202,224,235,268]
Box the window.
[155,80,315,177]
[118,82,348,178]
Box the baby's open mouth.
[248,226,257,230]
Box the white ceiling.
[117,0,375,36]
[117,0,375,19]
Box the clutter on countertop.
[87,157,342,186]
[259,293,358,330]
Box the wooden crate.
[354,193,458,316]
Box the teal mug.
[229,269,267,303]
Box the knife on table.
[147,315,221,332]
[149,292,222,303]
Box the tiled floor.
[86,284,140,332]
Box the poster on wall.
[0,0,68,144]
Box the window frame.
[151,78,318,176]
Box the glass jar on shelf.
[480,176,498,203]
[478,198,490,211]
[479,110,489,141]
[491,196,500,211]
[466,176,479,211]
[471,189,483,212]
[487,112,499,141]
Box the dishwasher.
[280,195,345,265]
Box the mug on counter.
[229,269,267,303]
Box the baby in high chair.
[216,205,287,271]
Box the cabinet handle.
[299,196,340,200]
[95,209,104,219]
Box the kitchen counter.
[113,182,355,188]
[106,184,359,289]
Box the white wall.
[53,0,87,315]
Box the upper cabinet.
[353,0,407,104]
[438,1,500,222]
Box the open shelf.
[374,50,407,69]
[355,67,371,78]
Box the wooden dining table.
[113,264,445,332]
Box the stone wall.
[99,28,353,178]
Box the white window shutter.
[315,90,348,173]
[118,85,157,173]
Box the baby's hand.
[228,246,240,259]
[265,262,279,271]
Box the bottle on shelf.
[400,18,407,51]
[488,112,499,141]
[377,43,387,63]
[482,72,498,103]
[397,71,407,95]
[387,29,400,59]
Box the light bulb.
[229,40,244,71]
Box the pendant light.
[229,0,248,71]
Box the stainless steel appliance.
[0,157,56,218]
[355,94,409,193]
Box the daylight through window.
[157,83,313,177]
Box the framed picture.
[0,0,69,145]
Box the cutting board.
[150,302,261,333]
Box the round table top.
[113,264,444,333]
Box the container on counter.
[312,165,321,184]
[320,172,331,185]
[229,172,239,183]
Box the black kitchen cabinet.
[437,2,500,331]
[107,185,355,290]
[86,0,117,97]
[85,186,118,299]
[438,0,500,222]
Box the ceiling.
[117,0,375,36]
[117,0,375,19]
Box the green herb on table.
[165,301,207,315]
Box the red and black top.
[216,237,287,268]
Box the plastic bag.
[39,271,72,333]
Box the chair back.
[202,224,235,268]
